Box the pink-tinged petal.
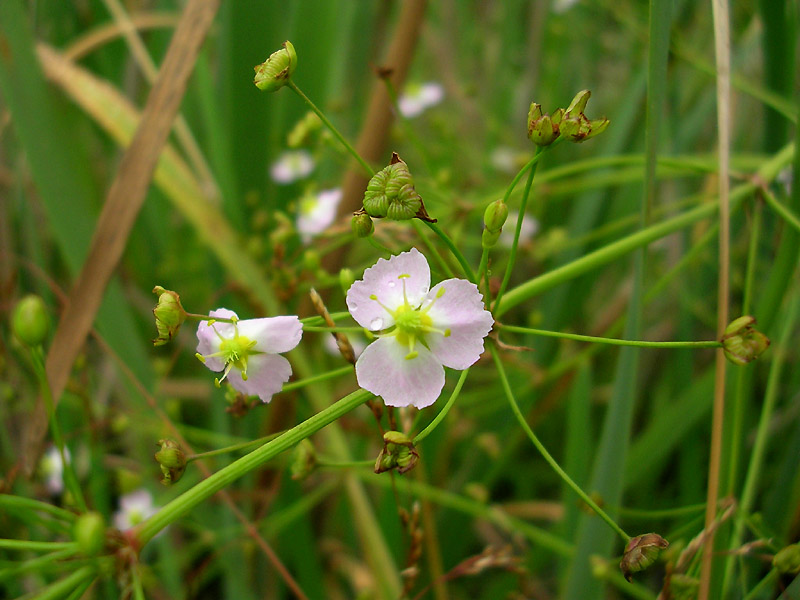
[196,308,239,371]
[346,248,430,330]
[237,316,303,354]
[227,353,293,403]
[355,337,445,408]
[423,279,494,370]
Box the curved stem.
[414,369,470,444]
[287,81,374,178]
[489,342,631,543]
[423,221,476,282]
[493,147,543,311]
[498,324,721,348]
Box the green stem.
[317,458,374,469]
[0,548,77,582]
[281,365,354,392]
[498,324,721,348]
[134,389,372,547]
[366,235,394,257]
[0,494,78,522]
[494,147,543,310]
[30,347,87,512]
[723,285,800,595]
[29,565,96,600]
[423,221,476,282]
[495,142,794,317]
[0,540,76,551]
[187,434,281,462]
[287,80,374,178]
[302,326,366,333]
[477,247,491,301]
[489,342,631,543]
[762,185,800,233]
[300,311,350,325]
[412,220,455,279]
[414,369,470,444]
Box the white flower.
[297,188,342,242]
[499,210,539,248]
[270,150,315,184]
[398,82,445,118]
[40,445,70,495]
[113,489,157,531]
[346,248,493,408]
[552,0,580,13]
[196,309,303,403]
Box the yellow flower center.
[196,318,260,385]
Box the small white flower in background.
[552,0,580,13]
[270,150,315,184]
[398,82,445,118]
[40,445,70,495]
[489,146,518,174]
[297,188,342,242]
[777,166,793,197]
[196,309,303,403]
[113,489,157,530]
[346,248,494,408]
[499,210,539,248]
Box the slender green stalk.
[187,434,281,462]
[493,147,543,310]
[0,539,76,552]
[423,221,476,282]
[414,369,470,444]
[412,220,455,279]
[0,494,78,522]
[317,458,374,469]
[134,389,372,547]
[0,548,76,581]
[63,575,96,600]
[489,342,630,543]
[29,565,96,600]
[743,569,779,600]
[300,312,351,325]
[29,347,87,512]
[725,201,762,497]
[366,235,395,257]
[287,80,374,178]
[498,324,720,348]
[762,186,800,233]
[616,503,706,520]
[281,365,354,392]
[301,326,366,333]
[132,564,146,600]
[723,287,800,595]
[477,246,491,300]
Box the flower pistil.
[196,317,260,385]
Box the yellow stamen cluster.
[195,318,260,384]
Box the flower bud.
[152,286,187,347]
[482,199,509,248]
[619,533,669,582]
[290,439,317,481]
[154,439,187,485]
[721,316,770,366]
[363,153,435,222]
[11,295,50,346]
[287,111,322,148]
[74,511,106,556]
[339,268,355,295]
[254,41,297,92]
[374,431,419,475]
[527,103,563,146]
[560,90,610,143]
[351,210,375,238]
[773,543,800,575]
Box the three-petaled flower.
[346,248,493,408]
[196,309,302,403]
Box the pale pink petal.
[226,353,293,403]
[346,248,430,331]
[237,316,303,354]
[423,279,494,370]
[196,308,238,371]
[355,337,445,408]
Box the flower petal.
[346,248,430,331]
[423,279,494,369]
[196,308,238,371]
[355,337,445,408]
[237,316,303,354]
[227,353,293,403]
